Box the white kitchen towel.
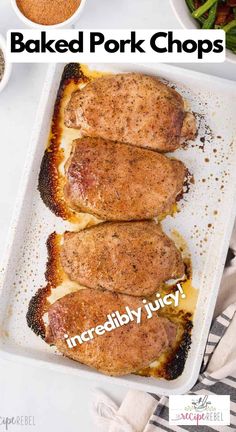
[92,224,236,432]
[92,390,157,432]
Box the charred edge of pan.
[56,63,89,109]
[177,168,194,202]
[165,316,193,380]
[184,258,192,281]
[38,146,70,219]
[60,63,85,85]
[45,232,64,288]
[38,63,90,220]
[184,169,195,195]
[26,285,52,339]
[27,233,63,339]
[176,189,184,203]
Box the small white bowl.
[11,0,87,29]
[0,35,12,94]
[170,0,236,63]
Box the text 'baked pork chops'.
[64,137,186,220]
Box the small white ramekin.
[11,0,87,29]
[0,35,12,94]
[170,0,236,63]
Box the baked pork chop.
[64,73,196,152]
[64,137,186,220]
[61,221,185,296]
[46,289,177,376]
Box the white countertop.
[0,1,235,431]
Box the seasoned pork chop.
[65,73,196,152]
[61,221,185,296]
[46,289,177,376]
[64,137,186,220]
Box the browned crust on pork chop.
[61,221,185,296]
[63,137,186,220]
[64,73,196,152]
[46,289,178,376]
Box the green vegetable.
[192,0,218,19]
[185,0,198,13]
[202,2,218,29]
[185,0,205,24]
[226,38,236,49]
[226,34,236,53]
[186,0,236,54]
[225,26,236,53]
[226,43,236,53]
[223,19,236,33]
[226,34,236,43]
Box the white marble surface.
[0,0,235,431]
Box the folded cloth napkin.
[92,223,236,432]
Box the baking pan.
[0,63,236,395]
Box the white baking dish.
[0,63,236,395]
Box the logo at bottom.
[169,395,230,426]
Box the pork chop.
[61,221,185,296]
[64,73,196,152]
[46,289,177,376]
[64,137,186,220]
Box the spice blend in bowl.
[0,50,5,83]
[16,0,82,26]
